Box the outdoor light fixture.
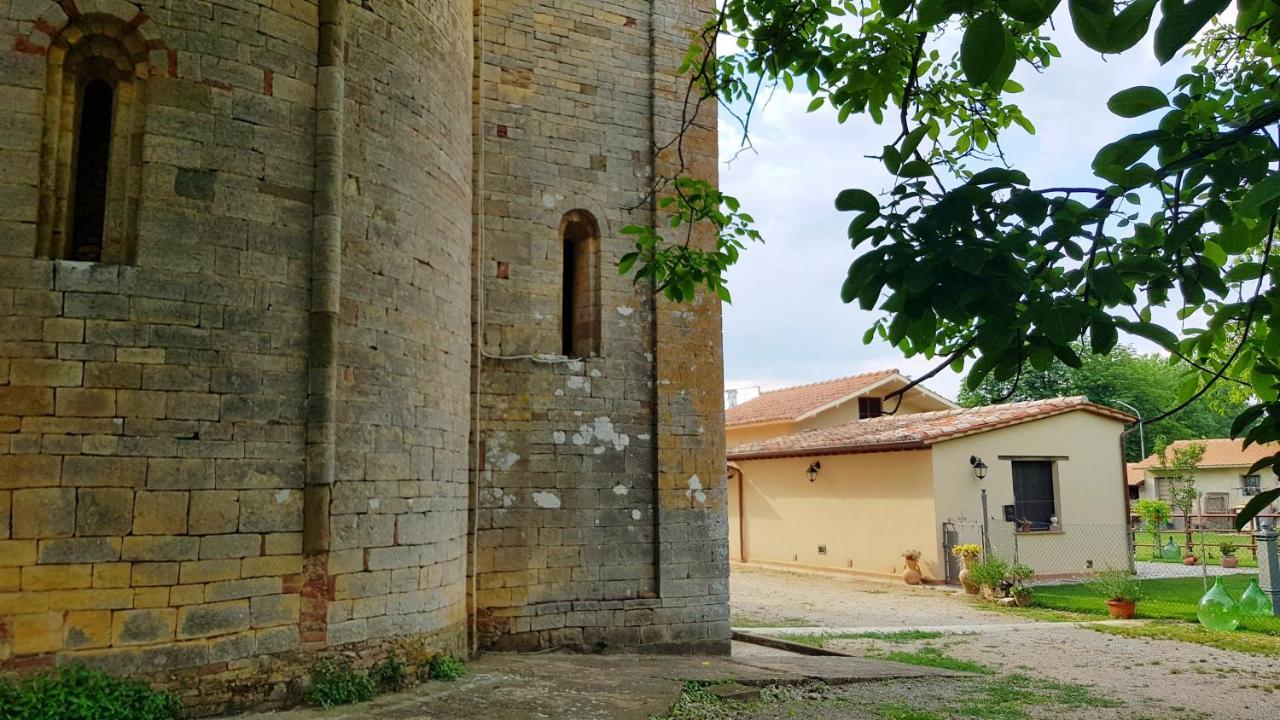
[969,455,988,480]
[807,461,821,482]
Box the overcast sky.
[720,16,1189,403]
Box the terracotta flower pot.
[1222,555,1239,569]
[1183,555,1198,566]
[902,558,923,585]
[1014,591,1033,608]
[1106,599,1136,619]
[958,565,978,594]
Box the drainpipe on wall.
[1120,426,1137,573]
[304,0,346,557]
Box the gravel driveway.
[733,565,1280,719]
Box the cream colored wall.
[727,422,793,448]
[735,450,941,580]
[728,468,743,561]
[930,411,1130,576]
[1138,466,1265,511]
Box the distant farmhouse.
[1129,439,1280,527]
[727,372,1133,582]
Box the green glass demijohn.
[1162,539,1181,560]
[1239,578,1272,618]
[1197,578,1240,631]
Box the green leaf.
[617,252,639,275]
[1106,86,1169,117]
[1090,317,1119,354]
[960,13,1009,86]
[1117,318,1180,350]
[998,0,1062,24]
[1231,404,1267,438]
[1235,487,1280,530]
[883,0,912,19]
[835,189,880,214]
[1154,0,1230,64]
[1240,173,1280,219]
[806,96,825,112]
[900,125,931,159]
[1069,0,1158,54]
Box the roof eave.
[727,439,929,461]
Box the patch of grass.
[774,629,948,649]
[1033,574,1280,634]
[425,654,467,681]
[879,703,944,719]
[872,646,995,675]
[730,615,811,628]
[953,674,1120,719]
[1090,621,1280,656]
[307,659,377,708]
[1133,530,1257,567]
[976,599,1094,622]
[0,664,182,720]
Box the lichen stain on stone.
[552,430,566,444]
[570,416,630,451]
[274,489,291,504]
[616,306,634,317]
[686,474,706,504]
[531,491,561,509]
[631,509,642,520]
[612,484,628,496]
[485,431,521,471]
[567,375,590,392]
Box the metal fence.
[942,515,1268,584]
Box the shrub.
[307,659,376,708]
[369,652,408,693]
[968,556,1010,589]
[0,664,182,720]
[1089,569,1142,603]
[1219,541,1238,557]
[425,655,466,681]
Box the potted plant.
[1219,541,1239,569]
[951,544,983,594]
[1089,569,1142,619]
[969,556,1010,601]
[1008,562,1035,607]
[902,549,923,585]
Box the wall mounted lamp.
[969,455,988,481]
[806,461,821,482]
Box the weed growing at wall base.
[426,655,466,681]
[0,664,181,720]
[307,659,377,708]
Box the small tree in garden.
[1133,499,1172,557]
[1152,439,1206,556]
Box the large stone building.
[0,0,727,713]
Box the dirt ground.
[731,565,1280,720]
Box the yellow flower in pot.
[951,544,983,594]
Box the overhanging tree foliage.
[959,344,1247,460]
[623,0,1280,527]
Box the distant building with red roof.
[726,374,1134,583]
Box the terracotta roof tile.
[725,370,900,427]
[727,396,1135,460]
[1130,438,1280,471]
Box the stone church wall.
[0,0,474,714]
[472,0,729,653]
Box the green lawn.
[1133,529,1258,567]
[1033,574,1280,634]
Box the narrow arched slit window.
[560,210,601,358]
[38,15,149,264]
[70,79,115,261]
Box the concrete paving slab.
[732,655,973,683]
[231,650,970,719]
